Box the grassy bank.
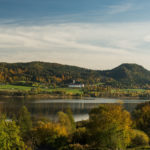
[0,84,83,99]
[0,84,150,99]
[0,84,82,94]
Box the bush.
[132,102,150,137]
[71,128,88,145]
[129,129,149,147]
[62,143,89,150]
[32,121,68,149]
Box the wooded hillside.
[0,62,150,88]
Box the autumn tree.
[65,107,76,132]
[132,102,150,136]
[32,121,68,150]
[17,106,32,138]
[129,129,149,147]
[87,104,132,150]
[0,116,26,150]
[58,111,73,134]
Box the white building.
[68,80,84,88]
[68,84,85,88]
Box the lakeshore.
[0,84,150,100]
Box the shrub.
[32,121,68,149]
[71,128,88,145]
[62,143,89,150]
[129,129,149,147]
[132,102,150,136]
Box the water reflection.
[0,98,149,121]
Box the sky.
[1,0,150,70]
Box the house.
[68,80,85,88]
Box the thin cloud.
[0,22,150,69]
[108,3,132,15]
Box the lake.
[0,98,150,121]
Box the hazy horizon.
[1,0,150,70]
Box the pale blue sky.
[1,0,150,69]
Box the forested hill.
[0,62,150,88]
[0,62,101,86]
[101,63,150,88]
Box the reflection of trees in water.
[123,103,138,113]
[27,103,94,115]
[0,99,26,118]
[0,99,144,121]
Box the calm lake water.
[0,98,150,121]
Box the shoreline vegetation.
[1,63,150,149]
[0,84,150,100]
[1,102,150,149]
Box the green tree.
[133,102,150,137]
[0,116,26,150]
[87,104,132,150]
[18,106,32,138]
[58,111,72,134]
[65,107,76,132]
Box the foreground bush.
[32,121,68,150]
[62,143,89,150]
[0,117,26,150]
[71,127,88,145]
[129,129,149,147]
[133,102,150,137]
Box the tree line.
[1,102,150,149]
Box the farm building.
[68,80,84,88]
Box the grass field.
[111,89,146,93]
[0,84,32,91]
[0,84,147,96]
[120,89,146,92]
[42,87,83,94]
[0,84,83,95]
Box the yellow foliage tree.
[87,104,132,150]
[32,121,68,149]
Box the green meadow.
[0,84,32,91]
[111,88,146,93]
[44,88,83,94]
[0,84,83,95]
